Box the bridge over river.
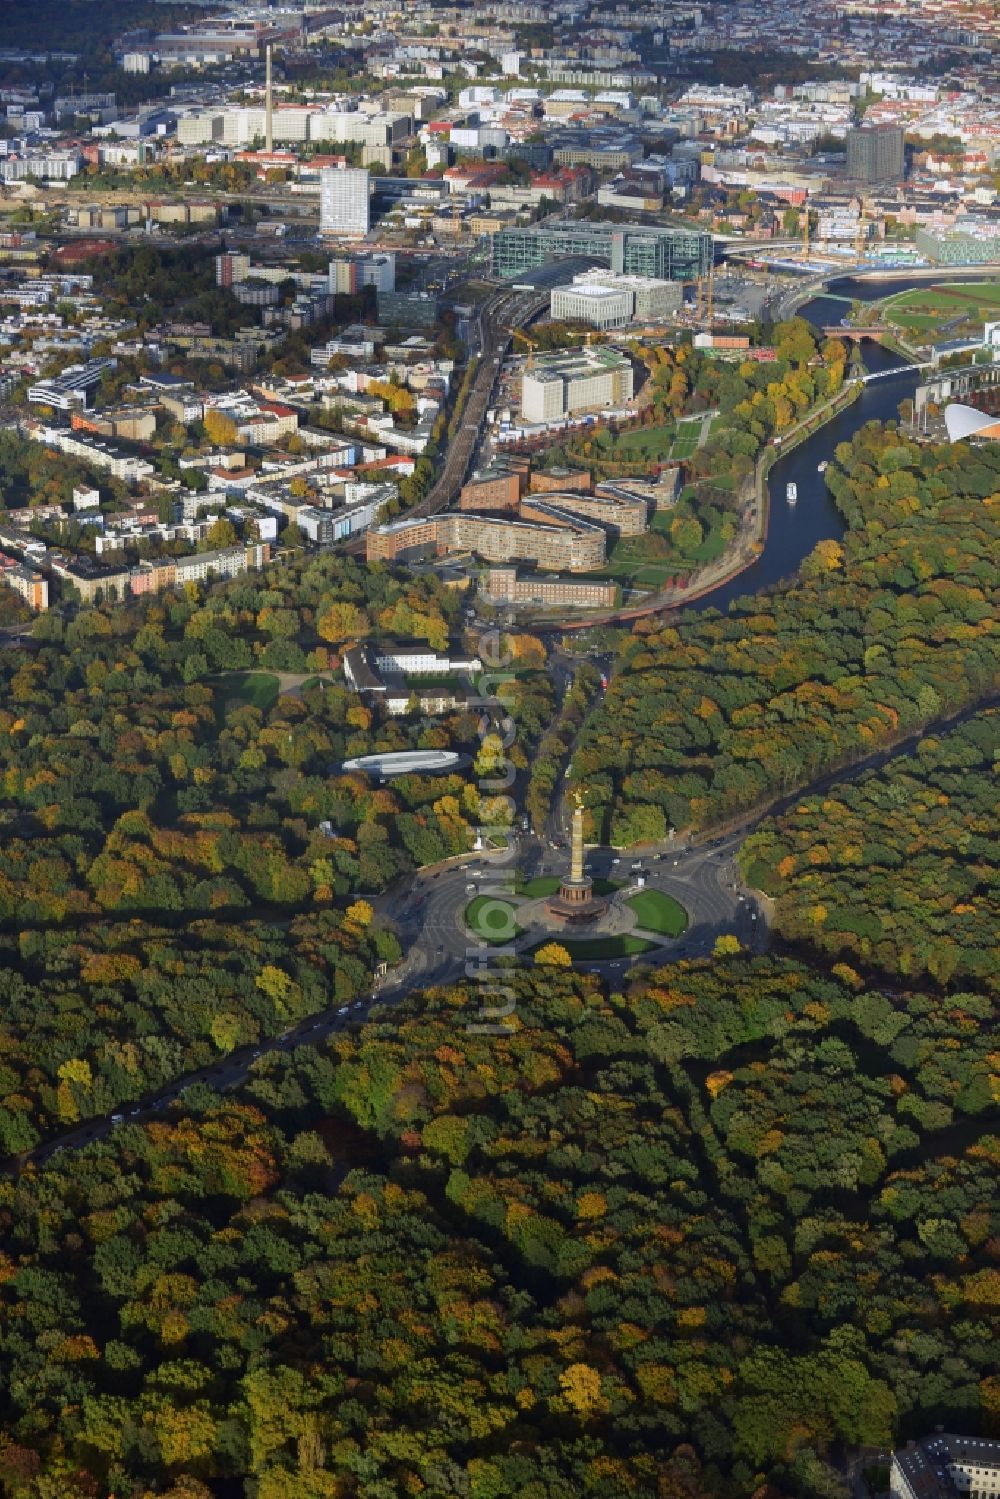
[822,324,891,342]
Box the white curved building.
[341,750,462,777]
[944,403,1000,443]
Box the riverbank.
[552,374,867,632]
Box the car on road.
[465,882,476,893]
[111,1114,124,1125]
[337,1005,350,1015]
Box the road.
[7,820,762,1177]
[407,287,548,520]
[373,823,766,996]
[15,678,991,1175]
[26,991,375,1171]
[341,283,546,558]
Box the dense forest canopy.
[0,955,994,1497]
[575,425,999,844]
[0,552,556,1154]
[742,708,1000,990]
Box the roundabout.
[461,803,692,964]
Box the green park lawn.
[217,673,280,716]
[881,281,1000,340]
[465,896,522,944]
[516,875,619,897]
[541,934,659,960]
[590,555,689,587]
[626,888,688,937]
[612,421,676,456]
[516,875,560,897]
[940,280,1000,304]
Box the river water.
[689,288,919,616]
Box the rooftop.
[895,1435,1000,1499]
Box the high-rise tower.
[265,44,273,156]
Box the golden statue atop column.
[544,789,608,925]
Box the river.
[688,288,919,616]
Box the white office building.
[27,358,116,411]
[320,167,370,236]
[521,348,635,424]
[360,252,396,292]
[574,269,683,320]
[550,283,633,330]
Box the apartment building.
[892,1436,1000,1499]
[0,558,48,610]
[215,252,251,287]
[459,468,523,512]
[483,566,617,610]
[537,489,647,535]
[328,252,396,296]
[528,467,593,495]
[129,558,178,596]
[366,504,607,571]
[25,424,155,485]
[320,167,371,236]
[48,557,131,604]
[163,333,263,373]
[71,406,157,444]
[173,542,270,585]
[233,401,299,445]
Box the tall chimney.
[265,44,273,155]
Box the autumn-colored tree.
[560,1362,605,1417]
[535,943,572,967]
[203,409,238,446]
[316,601,369,646]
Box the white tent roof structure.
[944,403,1000,442]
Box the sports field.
[881,280,1000,341]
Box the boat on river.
[786,482,798,505]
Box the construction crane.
[513,327,537,373]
